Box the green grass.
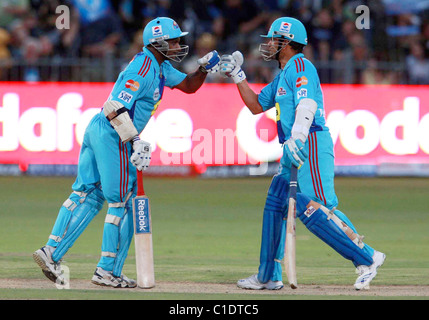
[0,176,428,300]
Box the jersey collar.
[143,46,161,74]
[284,53,305,71]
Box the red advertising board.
[1,82,428,172]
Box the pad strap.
[105,107,128,121]
[105,214,121,226]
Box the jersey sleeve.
[288,58,320,106]
[109,60,148,109]
[162,61,187,88]
[257,75,280,111]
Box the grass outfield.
[0,175,428,300]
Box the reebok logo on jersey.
[125,80,140,91]
[296,76,308,88]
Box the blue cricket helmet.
[261,17,308,46]
[142,17,189,62]
[143,17,189,46]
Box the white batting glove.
[197,50,220,73]
[284,138,308,168]
[219,51,246,84]
[130,137,152,171]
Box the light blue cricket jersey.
[107,46,187,134]
[258,53,328,144]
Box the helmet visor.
[151,38,189,63]
[259,37,291,61]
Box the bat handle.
[137,169,145,196]
[289,165,298,197]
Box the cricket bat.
[284,165,298,289]
[132,170,155,288]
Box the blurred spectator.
[181,32,224,83]
[124,28,143,62]
[420,21,429,52]
[311,8,342,60]
[0,0,30,30]
[245,46,279,84]
[215,0,270,52]
[71,0,123,57]
[361,58,396,84]
[1,0,429,84]
[0,28,12,80]
[405,41,429,84]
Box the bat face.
[133,196,151,234]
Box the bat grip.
[136,169,145,196]
[289,165,298,198]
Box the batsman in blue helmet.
[33,17,221,288]
[220,17,385,290]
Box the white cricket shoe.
[91,267,137,288]
[237,274,284,290]
[33,246,65,285]
[354,250,386,290]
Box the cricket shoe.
[237,274,284,290]
[91,267,137,288]
[33,246,65,285]
[354,250,386,290]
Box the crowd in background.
[1,0,429,84]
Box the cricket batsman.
[33,17,221,287]
[220,17,386,290]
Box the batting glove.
[219,51,246,84]
[284,138,308,168]
[197,50,220,73]
[131,137,152,171]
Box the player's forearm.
[176,68,207,94]
[237,81,264,114]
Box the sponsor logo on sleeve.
[118,90,133,103]
[297,88,307,99]
[296,76,308,88]
[125,80,140,92]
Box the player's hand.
[219,51,246,84]
[197,50,220,73]
[284,138,308,168]
[131,138,152,171]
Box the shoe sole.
[237,284,264,290]
[33,250,65,285]
[33,251,58,284]
[354,254,386,290]
[91,276,135,288]
[237,282,284,290]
